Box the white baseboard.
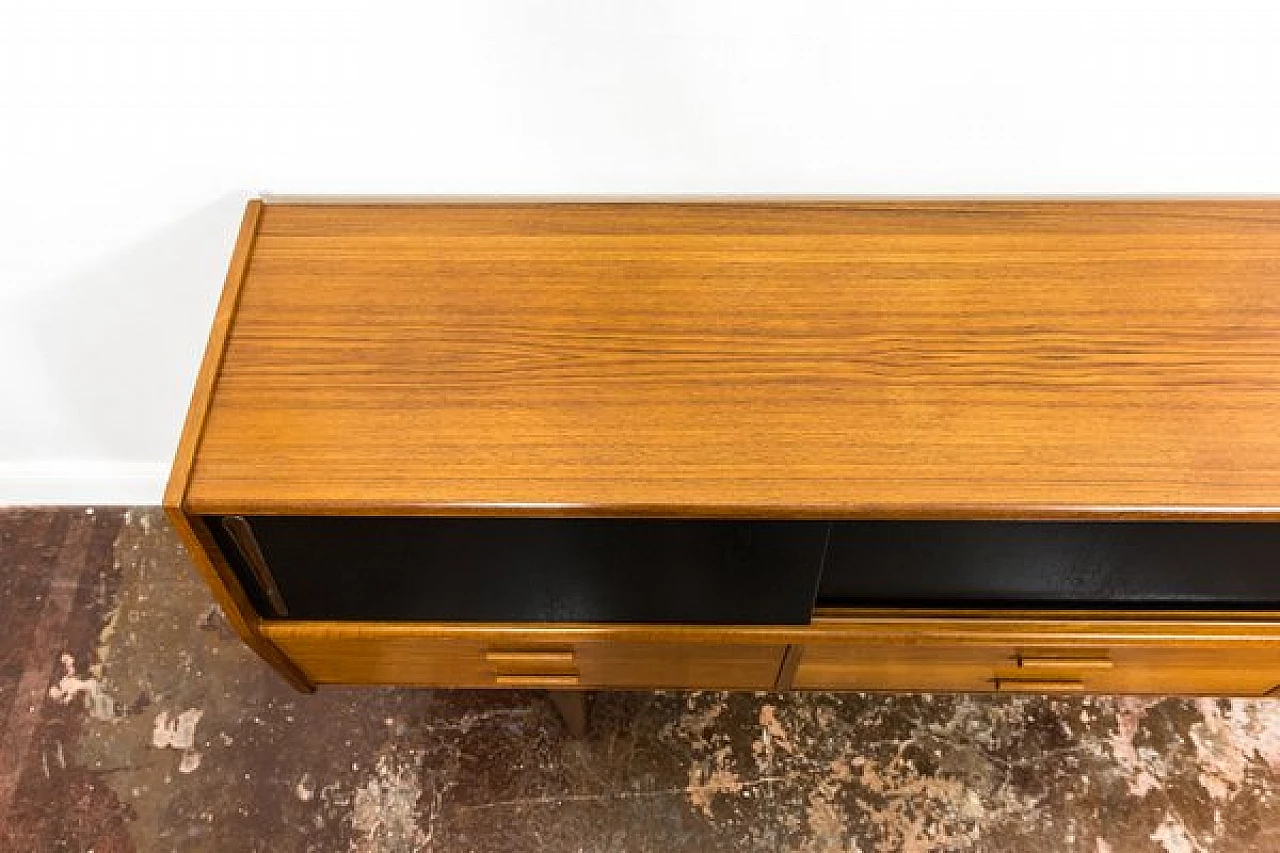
[0,462,168,506]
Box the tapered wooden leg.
[547,690,588,738]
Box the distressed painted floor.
[2,510,1280,851]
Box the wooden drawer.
[267,629,787,690]
[792,643,1280,696]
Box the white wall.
[3,1,1280,504]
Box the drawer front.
[792,643,1280,696]
[271,632,787,690]
[211,516,827,624]
[577,643,786,689]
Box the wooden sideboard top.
[175,200,1280,518]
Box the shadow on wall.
[20,193,250,466]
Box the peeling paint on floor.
[48,653,117,721]
[3,507,1280,852]
[350,750,431,853]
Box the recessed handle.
[484,650,576,667]
[222,515,289,618]
[493,674,581,687]
[1017,654,1112,670]
[995,677,1085,692]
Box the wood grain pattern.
[173,200,1280,695]
[260,611,1280,649]
[793,642,1280,696]
[258,615,1280,694]
[185,201,1280,518]
[161,200,313,691]
[165,200,262,511]
[263,627,785,689]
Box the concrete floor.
[3,508,1280,851]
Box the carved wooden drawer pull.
[222,515,290,618]
[485,650,579,685]
[1016,654,1113,670]
[493,674,581,687]
[484,650,577,667]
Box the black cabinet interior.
[819,522,1280,608]
[208,517,1280,623]
[209,516,829,624]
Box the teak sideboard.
[166,199,1280,700]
